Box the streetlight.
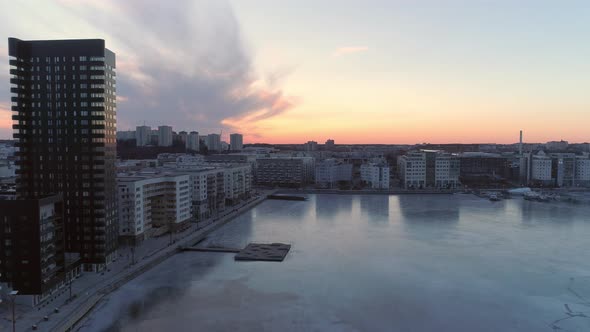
[8,290,18,332]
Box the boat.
[489,194,501,201]
[523,191,540,201]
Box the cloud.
[332,46,369,57]
[0,0,297,138]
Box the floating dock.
[267,194,307,201]
[235,243,291,262]
[179,242,291,262]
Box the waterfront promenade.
[0,191,271,332]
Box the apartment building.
[117,172,191,244]
[360,162,390,189]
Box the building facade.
[0,195,80,305]
[398,151,460,189]
[117,173,191,244]
[206,134,221,152]
[9,38,118,271]
[315,159,352,188]
[135,125,150,146]
[256,157,314,187]
[360,162,390,189]
[158,125,173,147]
[230,133,243,151]
[186,131,199,151]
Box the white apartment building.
[158,125,173,147]
[186,131,199,151]
[117,172,191,244]
[398,150,460,189]
[315,159,353,187]
[135,125,151,146]
[361,162,390,189]
[575,155,590,186]
[435,154,461,189]
[397,152,426,189]
[166,161,252,220]
[230,133,243,151]
[529,151,552,183]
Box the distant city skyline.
[1,0,590,144]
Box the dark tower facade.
[9,38,118,271]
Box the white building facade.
[315,159,353,187]
[361,162,390,189]
[117,173,191,244]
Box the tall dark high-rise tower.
[8,38,118,271]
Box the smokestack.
[519,130,523,155]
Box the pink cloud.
[332,46,369,57]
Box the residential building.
[459,153,510,180]
[315,159,352,188]
[9,38,118,271]
[434,153,461,189]
[177,131,188,145]
[135,125,151,146]
[158,125,173,147]
[304,141,318,152]
[0,194,81,305]
[205,134,221,152]
[256,157,314,187]
[545,140,569,151]
[397,152,426,189]
[575,155,590,186]
[325,139,335,150]
[361,162,390,189]
[186,131,199,151]
[230,133,243,151]
[398,150,460,189]
[116,130,135,141]
[117,172,191,244]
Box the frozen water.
[79,194,590,332]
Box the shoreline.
[35,192,271,332]
[277,189,459,195]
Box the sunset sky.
[0,0,589,144]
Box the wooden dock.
[180,246,241,253]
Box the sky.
[0,0,589,144]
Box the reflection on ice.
[81,194,590,332]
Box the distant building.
[304,141,318,152]
[398,150,459,189]
[177,131,188,145]
[459,153,510,180]
[136,125,151,146]
[256,157,315,187]
[545,140,569,151]
[158,125,173,147]
[230,133,244,151]
[325,139,335,150]
[117,130,136,141]
[575,155,590,186]
[0,159,15,178]
[186,131,200,151]
[315,159,352,188]
[361,162,390,189]
[434,153,461,189]
[206,134,222,152]
[117,172,192,244]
